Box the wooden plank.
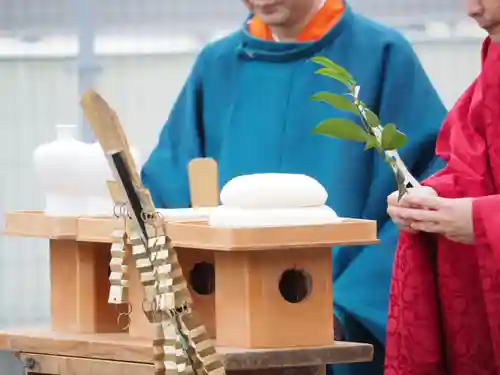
[3,211,77,239]
[76,217,121,243]
[21,353,151,375]
[21,353,325,375]
[188,158,220,208]
[165,220,378,251]
[0,328,373,370]
[4,212,378,250]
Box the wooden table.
[0,328,373,375]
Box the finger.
[402,194,445,210]
[395,197,415,208]
[399,195,428,209]
[387,207,412,223]
[394,220,416,232]
[410,221,444,233]
[400,225,418,234]
[445,234,475,245]
[445,234,467,244]
[387,191,399,205]
[445,235,461,244]
[407,186,438,197]
[399,187,438,209]
[387,213,418,234]
[389,206,444,222]
[392,217,414,228]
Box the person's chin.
[476,18,499,33]
[486,23,500,39]
[258,13,288,26]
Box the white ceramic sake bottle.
[82,142,142,217]
[33,124,89,217]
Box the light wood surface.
[4,211,378,250]
[20,354,326,375]
[188,158,220,208]
[214,247,333,348]
[49,240,127,333]
[0,328,373,370]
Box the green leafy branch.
[310,56,407,166]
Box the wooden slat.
[21,353,325,375]
[21,353,152,375]
[80,90,138,186]
[0,328,373,370]
[3,211,77,239]
[4,212,378,250]
[80,90,156,220]
[165,220,378,251]
[188,158,220,208]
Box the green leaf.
[363,134,379,151]
[311,92,359,115]
[363,108,380,127]
[311,57,354,82]
[313,119,369,143]
[314,68,352,88]
[381,123,407,150]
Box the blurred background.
[0,0,487,372]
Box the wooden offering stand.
[1,209,376,375]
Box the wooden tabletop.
[0,327,373,370]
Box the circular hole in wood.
[278,269,312,303]
[189,262,215,296]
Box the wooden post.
[215,247,333,348]
[50,240,125,333]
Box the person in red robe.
[384,1,500,374]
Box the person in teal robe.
[140,2,447,374]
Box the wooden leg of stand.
[50,240,124,333]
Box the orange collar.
[247,0,345,42]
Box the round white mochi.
[156,207,214,222]
[208,205,340,228]
[220,173,328,209]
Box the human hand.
[394,194,475,244]
[387,186,438,234]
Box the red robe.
[385,37,500,375]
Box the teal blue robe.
[141,5,447,374]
